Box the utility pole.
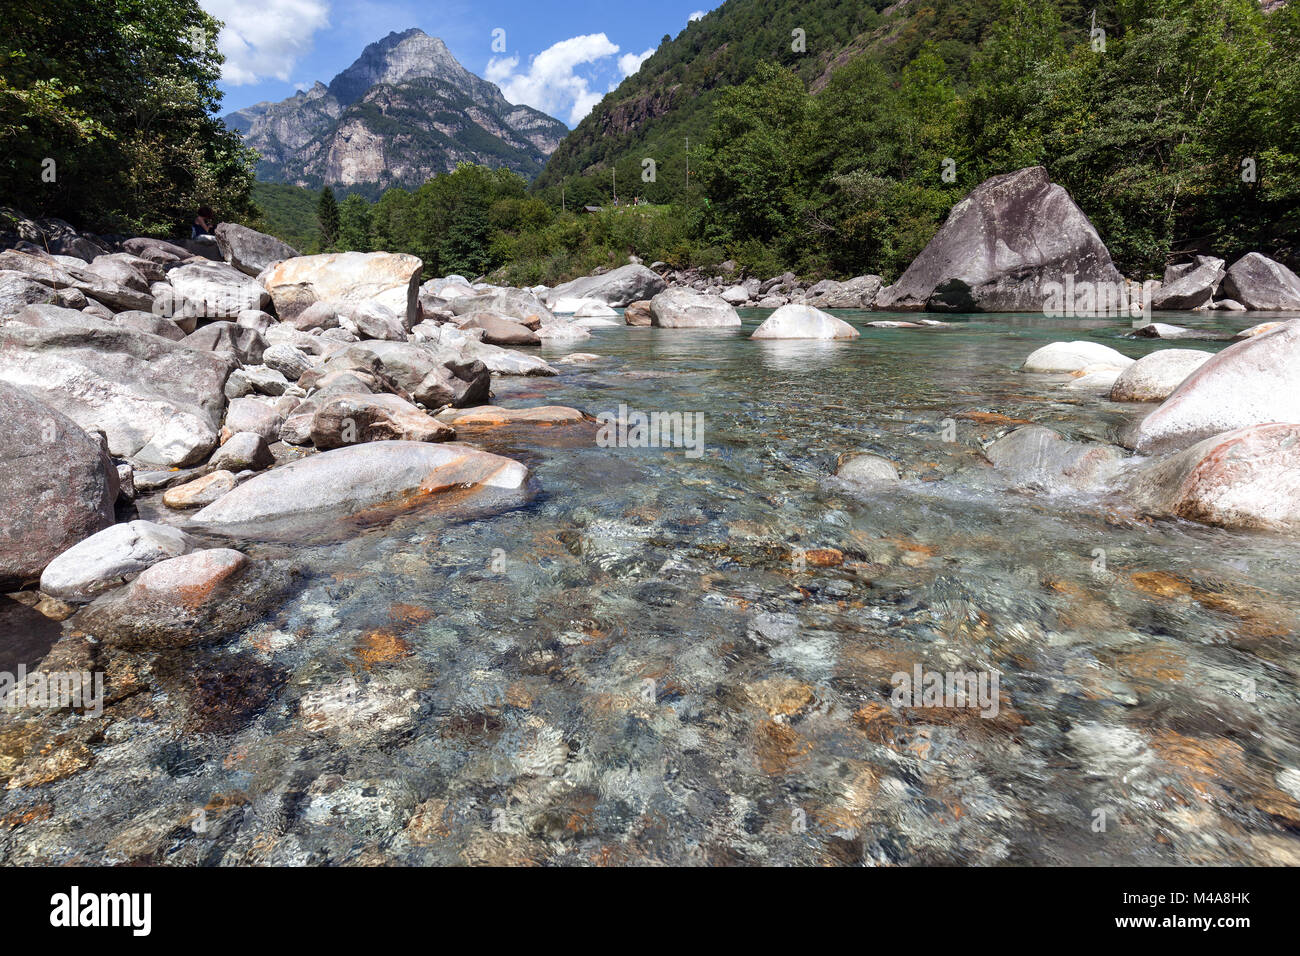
[685,136,689,188]
[561,179,565,214]
[612,165,617,205]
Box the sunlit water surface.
[6,310,1300,866]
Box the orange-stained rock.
[129,549,248,608]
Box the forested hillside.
[534,0,1300,278]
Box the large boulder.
[874,166,1121,312]
[0,308,234,466]
[545,264,666,308]
[1108,349,1215,402]
[457,312,540,346]
[215,222,300,277]
[0,249,153,312]
[810,275,883,310]
[1022,341,1134,373]
[649,288,741,328]
[450,289,553,325]
[120,237,190,264]
[191,441,530,533]
[0,384,118,589]
[751,304,860,340]
[1125,424,1300,533]
[260,252,423,328]
[337,300,408,341]
[112,309,186,341]
[39,520,197,602]
[1219,253,1300,311]
[309,393,456,449]
[1122,321,1300,453]
[462,339,557,376]
[624,300,653,326]
[1151,257,1225,311]
[161,260,270,321]
[181,321,267,365]
[0,271,82,315]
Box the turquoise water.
[5,310,1299,865]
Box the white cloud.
[689,10,705,22]
[202,0,332,85]
[618,48,655,77]
[487,33,620,126]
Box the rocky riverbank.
[1,167,1298,865]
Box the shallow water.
[5,309,1300,865]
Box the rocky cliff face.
[224,29,567,192]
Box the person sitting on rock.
[192,206,216,239]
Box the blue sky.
[202,1,718,126]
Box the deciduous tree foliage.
[0,0,256,234]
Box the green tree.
[317,186,340,249]
[0,0,255,233]
[338,192,372,251]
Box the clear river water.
[4,308,1299,866]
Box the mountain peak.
[327,28,465,106]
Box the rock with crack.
[0,307,233,467]
[309,393,457,449]
[874,167,1121,312]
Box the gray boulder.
[457,311,540,346]
[751,304,860,339]
[192,441,530,533]
[1108,349,1214,402]
[1151,257,1225,311]
[210,431,275,471]
[215,222,300,277]
[39,520,197,602]
[0,308,233,467]
[986,425,1125,493]
[1219,252,1300,311]
[874,166,1121,312]
[1123,321,1300,453]
[310,393,456,449]
[161,261,270,321]
[182,321,267,365]
[649,288,741,328]
[0,383,117,589]
[546,264,666,308]
[112,309,186,341]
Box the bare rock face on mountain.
[874,167,1122,312]
[224,29,568,190]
